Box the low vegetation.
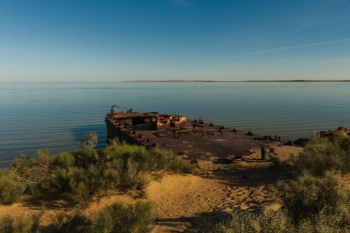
[207,132,350,233]
[0,134,196,205]
[204,209,294,233]
[205,208,350,233]
[278,170,350,221]
[0,212,42,233]
[0,201,154,233]
[292,134,350,176]
[94,201,154,233]
[3,131,350,232]
[0,172,25,205]
[0,132,194,232]
[53,210,93,233]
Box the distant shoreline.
[124,80,350,83]
[2,80,350,84]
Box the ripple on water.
[0,82,350,167]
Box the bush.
[10,151,52,196]
[278,170,350,221]
[208,134,350,233]
[297,211,350,233]
[205,208,350,233]
[269,153,293,171]
[0,174,24,204]
[105,141,196,174]
[103,142,196,189]
[51,152,75,167]
[96,201,155,233]
[10,155,33,176]
[53,202,155,233]
[204,208,295,233]
[53,210,94,233]
[151,147,197,174]
[0,213,41,233]
[6,133,196,204]
[293,135,350,176]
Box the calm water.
[1,82,350,167]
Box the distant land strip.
[124,80,350,83]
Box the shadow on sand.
[154,210,230,233]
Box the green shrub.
[208,134,350,233]
[53,210,94,233]
[278,170,350,221]
[96,201,155,233]
[0,213,42,233]
[105,142,196,175]
[293,135,350,176]
[33,168,71,196]
[337,136,350,151]
[0,174,24,204]
[51,152,75,167]
[269,153,293,171]
[10,151,52,196]
[150,147,197,174]
[6,133,196,203]
[205,208,294,233]
[52,202,155,233]
[73,148,100,169]
[10,154,33,173]
[104,142,196,189]
[205,208,350,233]
[297,211,350,233]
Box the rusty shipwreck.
[105,106,278,161]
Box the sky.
[1,0,350,82]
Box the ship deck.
[106,113,277,161]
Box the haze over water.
[1,82,349,167]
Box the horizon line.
[2,79,350,84]
[123,79,350,83]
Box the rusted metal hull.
[105,109,277,160]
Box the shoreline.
[123,79,350,83]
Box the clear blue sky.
[1,0,350,82]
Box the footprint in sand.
[235,196,246,202]
[252,195,266,204]
[239,203,249,210]
[236,191,245,196]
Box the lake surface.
[1,82,350,167]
